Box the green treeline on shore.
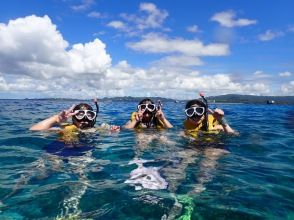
[207,94,294,105]
[18,94,294,104]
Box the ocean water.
[0,99,293,220]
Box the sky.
[0,0,293,99]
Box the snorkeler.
[184,94,236,136]
[124,99,173,194]
[124,98,173,129]
[30,98,120,133]
[161,93,238,219]
[28,99,120,219]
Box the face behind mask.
[137,99,156,124]
[72,103,97,129]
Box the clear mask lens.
[75,110,96,120]
[185,107,205,117]
[138,104,156,112]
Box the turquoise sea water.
[0,99,293,219]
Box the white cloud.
[258,30,284,41]
[0,64,272,99]
[71,0,95,11]
[0,15,68,66]
[68,39,111,74]
[211,10,257,28]
[138,2,168,29]
[281,81,294,95]
[253,70,269,78]
[0,15,111,79]
[107,21,126,30]
[107,2,168,35]
[99,65,272,97]
[127,33,230,56]
[0,15,282,99]
[154,55,203,67]
[187,25,200,33]
[87,11,107,19]
[0,74,9,90]
[241,83,270,95]
[279,71,292,77]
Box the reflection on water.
[0,100,293,219]
[125,159,168,190]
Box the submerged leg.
[191,147,229,194]
[56,154,92,219]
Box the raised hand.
[135,110,144,122]
[57,105,78,123]
[155,109,165,120]
[212,108,225,122]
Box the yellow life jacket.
[130,112,165,129]
[60,124,79,143]
[184,114,220,138]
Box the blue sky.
[0,0,293,99]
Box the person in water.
[28,99,119,218]
[184,99,236,137]
[124,98,173,129]
[30,99,120,134]
[123,99,173,195]
[160,96,237,219]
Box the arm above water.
[155,109,173,128]
[30,105,77,131]
[123,111,143,129]
[210,108,238,135]
[30,115,61,131]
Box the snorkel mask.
[137,98,163,124]
[185,92,209,131]
[137,99,155,123]
[72,100,99,129]
[185,99,206,119]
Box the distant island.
[206,94,294,105]
[21,94,294,105]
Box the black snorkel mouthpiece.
[199,92,209,131]
[79,121,91,129]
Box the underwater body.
[0,99,293,219]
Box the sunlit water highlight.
[0,99,293,219]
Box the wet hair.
[73,103,93,111]
[72,103,96,128]
[139,98,155,105]
[185,99,206,110]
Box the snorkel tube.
[157,100,162,111]
[199,92,209,131]
[93,98,99,125]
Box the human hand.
[213,108,224,120]
[155,109,165,120]
[212,108,228,125]
[135,110,144,122]
[110,125,120,132]
[57,105,78,123]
